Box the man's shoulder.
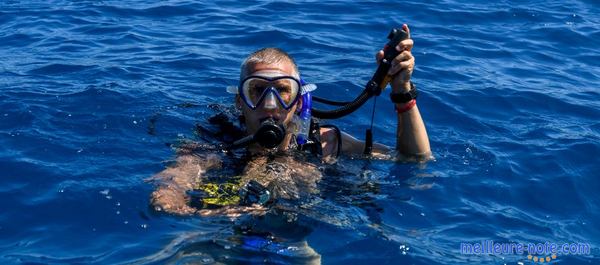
[320,126,341,142]
[319,126,341,158]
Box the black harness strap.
[299,118,323,156]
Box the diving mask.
[239,71,301,110]
[226,71,318,111]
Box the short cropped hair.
[240,48,299,80]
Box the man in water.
[151,25,430,216]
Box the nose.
[262,90,278,110]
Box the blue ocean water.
[1,0,599,264]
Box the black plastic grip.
[367,28,409,95]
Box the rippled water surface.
[1,1,599,264]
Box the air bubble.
[399,244,408,255]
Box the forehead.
[246,62,295,76]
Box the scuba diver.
[148,24,431,264]
[150,24,431,216]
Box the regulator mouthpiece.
[254,118,286,149]
[228,118,286,150]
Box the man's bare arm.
[321,125,430,161]
[394,103,431,159]
[150,153,221,215]
[320,128,389,159]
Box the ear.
[295,96,303,113]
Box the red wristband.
[395,99,416,114]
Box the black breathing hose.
[311,27,409,119]
[311,89,372,119]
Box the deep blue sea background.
[1,0,599,264]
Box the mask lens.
[272,79,296,104]
[241,76,300,109]
[244,79,269,104]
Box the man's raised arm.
[329,24,431,161]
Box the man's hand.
[375,24,415,93]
